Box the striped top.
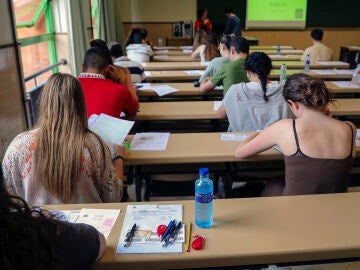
[113,56,146,83]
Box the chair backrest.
[26,82,45,126]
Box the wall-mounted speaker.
[172,23,182,38]
[182,20,193,38]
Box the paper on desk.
[182,49,192,53]
[156,49,169,53]
[88,114,134,152]
[317,61,348,66]
[135,83,153,90]
[130,132,170,150]
[214,85,224,90]
[213,101,222,111]
[221,133,249,141]
[144,71,152,76]
[183,70,204,75]
[59,210,81,223]
[311,69,337,75]
[335,69,354,75]
[152,85,179,96]
[200,61,210,66]
[76,209,120,239]
[331,81,360,88]
[180,46,193,50]
[116,204,183,254]
[154,55,169,59]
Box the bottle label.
[195,192,213,203]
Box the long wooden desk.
[143,61,349,71]
[153,55,302,62]
[154,49,303,56]
[145,69,354,82]
[137,82,360,101]
[47,193,360,270]
[154,45,295,51]
[135,99,360,121]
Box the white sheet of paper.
[136,83,153,90]
[116,204,183,254]
[152,85,179,96]
[154,55,169,59]
[76,209,120,239]
[88,114,134,152]
[144,71,152,76]
[182,49,192,53]
[312,69,337,75]
[356,129,360,147]
[317,61,348,66]
[214,85,224,90]
[59,210,81,223]
[183,70,204,75]
[221,133,249,141]
[180,46,193,50]
[331,81,360,88]
[335,69,354,75]
[213,101,222,111]
[130,132,170,151]
[140,62,147,66]
[156,49,169,53]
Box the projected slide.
[246,0,307,29]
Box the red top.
[79,73,138,118]
[195,19,212,32]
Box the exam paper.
[335,69,354,75]
[183,70,204,75]
[331,81,360,88]
[130,132,170,151]
[311,69,337,75]
[152,85,179,96]
[213,101,222,111]
[144,71,152,76]
[221,133,249,141]
[117,204,183,254]
[76,209,120,239]
[182,49,192,53]
[135,83,153,90]
[88,114,134,152]
[317,61,348,66]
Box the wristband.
[112,153,125,161]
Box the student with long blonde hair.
[2,73,124,205]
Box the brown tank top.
[283,119,353,196]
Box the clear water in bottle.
[280,64,287,82]
[195,168,213,228]
[304,54,311,72]
[353,64,360,83]
[276,45,281,55]
[158,38,163,47]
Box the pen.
[124,223,137,248]
[162,221,178,247]
[161,219,175,242]
[185,222,192,252]
[163,221,182,248]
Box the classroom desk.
[137,82,360,101]
[153,54,302,62]
[154,49,303,56]
[154,45,295,51]
[142,61,349,71]
[47,193,360,270]
[145,69,354,82]
[135,99,360,122]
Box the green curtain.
[98,0,125,50]
[67,0,90,76]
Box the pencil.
[185,222,192,252]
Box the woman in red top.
[195,8,212,32]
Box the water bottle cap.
[199,168,209,176]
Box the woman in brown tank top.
[235,73,356,196]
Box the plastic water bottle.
[304,54,311,72]
[158,37,163,47]
[195,168,213,228]
[280,63,287,82]
[353,64,360,83]
[200,50,206,63]
[276,45,281,55]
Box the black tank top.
[283,119,353,196]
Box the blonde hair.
[34,73,103,203]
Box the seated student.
[191,32,220,61]
[109,42,146,83]
[200,36,249,96]
[198,35,231,83]
[2,73,124,205]
[0,169,106,269]
[301,28,333,63]
[192,28,207,52]
[79,46,139,118]
[235,73,355,196]
[126,28,153,63]
[217,52,291,132]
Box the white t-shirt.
[126,44,153,63]
[223,81,292,132]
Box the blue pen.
[161,219,175,242]
[163,221,182,248]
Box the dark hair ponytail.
[244,52,272,102]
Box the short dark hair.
[197,8,206,19]
[90,38,113,64]
[83,46,110,72]
[220,35,232,50]
[109,44,123,58]
[126,28,148,45]
[311,28,323,41]
[231,36,249,54]
[224,7,234,13]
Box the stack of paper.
[183,70,204,75]
[117,204,184,254]
[88,114,134,152]
[130,132,170,151]
[221,133,249,141]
